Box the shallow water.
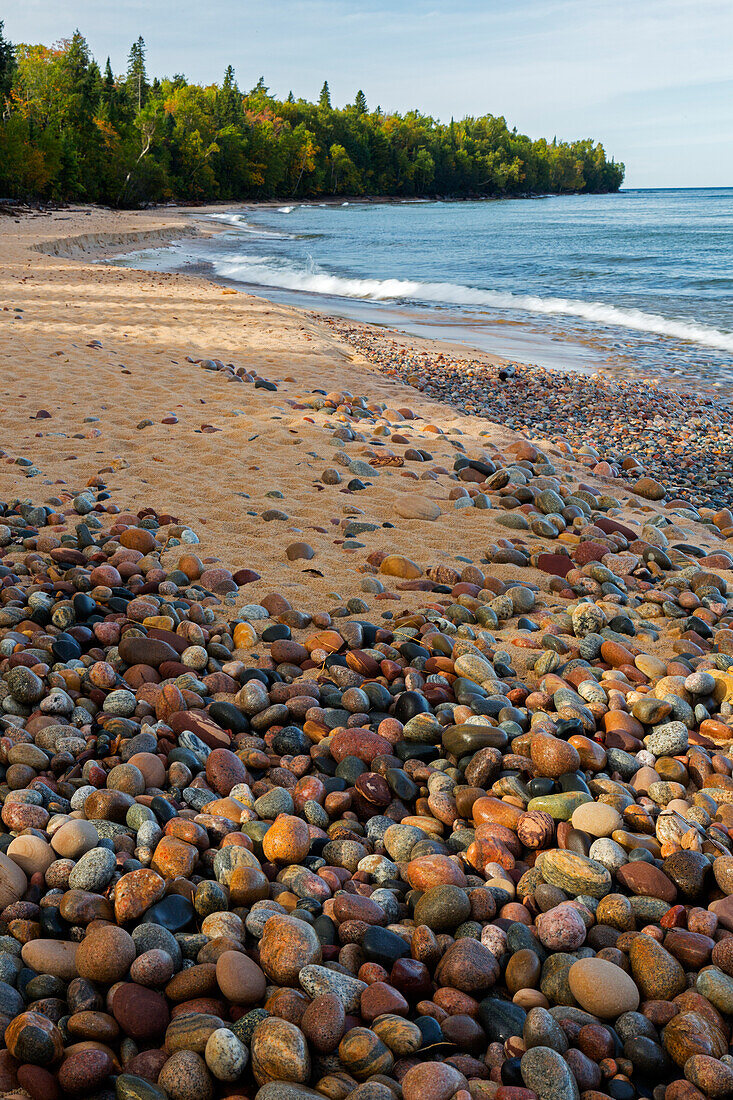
[114,190,733,382]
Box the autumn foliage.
[0,27,624,206]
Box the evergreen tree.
[318,80,331,109]
[126,36,148,111]
[217,65,240,125]
[354,89,367,114]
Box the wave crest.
[213,255,733,353]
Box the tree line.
[0,27,625,206]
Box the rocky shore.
[2,209,733,1100]
[323,319,733,514]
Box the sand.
[0,204,722,631]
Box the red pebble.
[660,905,687,929]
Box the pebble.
[205,1027,249,1081]
[568,956,640,1017]
[520,1045,580,1100]
[0,461,731,1100]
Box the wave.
[204,212,296,240]
[212,254,733,353]
[278,206,295,213]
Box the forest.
[0,27,625,206]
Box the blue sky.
[6,0,733,188]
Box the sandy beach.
[2,203,727,622]
[4,206,733,1100]
[0,206,585,613]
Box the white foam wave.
[278,206,295,213]
[212,255,733,353]
[204,212,294,240]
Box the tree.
[328,143,359,193]
[0,21,16,107]
[217,65,240,126]
[0,28,625,204]
[117,100,160,204]
[290,125,319,194]
[126,36,147,111]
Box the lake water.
[116,189,733,382]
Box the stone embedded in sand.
[394,494,441,520]
[378,554,422,578]
[536,553,573,577]
[632,476,666,500]
[286,542,315,561]
[119,526,157,552]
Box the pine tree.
[318,80,331,110]
[218,65,240,125]
[126,36,148,111]
[64,30,90,81]
[354,89,367,114]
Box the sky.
[5,0,733,188]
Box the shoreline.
[112,201,732,392]
[3,204,733,1100]
[0,201,729,614]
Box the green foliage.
[126,35,147,112]
[0,21,17,104]
[0,28,625,205]
[318,80,331,110]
